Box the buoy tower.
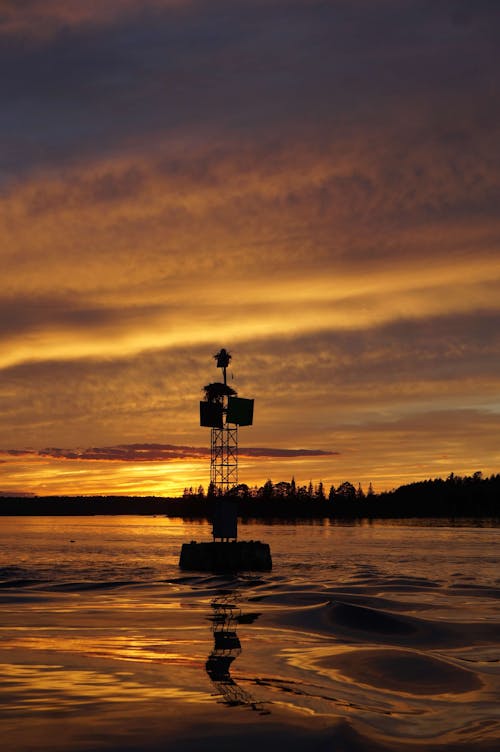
[200,348,253,539]
[179,349,272,571]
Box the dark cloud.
[1,0,499,178]
[243,447,337,458]
[436,0,500,27]
[3,449,34,457]
[0,295,170,343]
[0,444,335,462]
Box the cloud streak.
[1,444,336,463]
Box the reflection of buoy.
[214,630,241,651]
[206,596,270,714]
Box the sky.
[1,0,499,497]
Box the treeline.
[180,471,499,519]
[375,471,499,518]
[183,478,372,502]
[0,471,498,518]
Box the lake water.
[0,517,499,751]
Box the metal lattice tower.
[199,348,254,496]
[211,425,238,492]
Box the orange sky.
[1,1,499,496]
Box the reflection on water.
[0,518,499,751]
[206,594,269,714]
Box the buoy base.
[179,540,272,571]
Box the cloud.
[0,1,190,40]
[0,444,335,463]
[1,309,499,451]
[328,408,500,488]
[0,295,165,339]
[1,125,499,373]
[2,0,499,181]
[2,408,498,495]
[244,447,337,458]
[0,1,499,495]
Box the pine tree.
[356,483,365,500]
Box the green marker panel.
[200,402,223,428]
[226,397,254,426]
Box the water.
[0,517,499,751]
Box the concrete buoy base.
[179,540,272,571]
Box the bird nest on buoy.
[203,382,236,403]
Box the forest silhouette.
[0,471,498,519]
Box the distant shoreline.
[2,471,498,519]
[0,494,498,521]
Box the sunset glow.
[1,1,499,496]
